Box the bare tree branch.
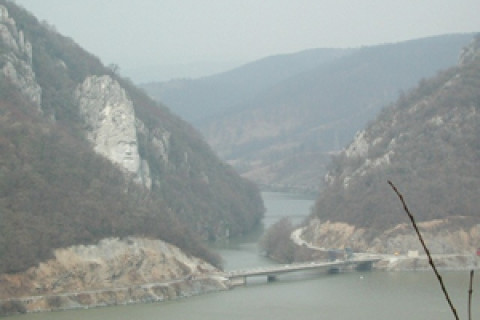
[388,180,459,320]
[469,270,474,320]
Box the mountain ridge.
[142,47,354,124]
[144,34,474,193]
[301,34,480,255]
[0,0,264,275]
[214,35,475,192]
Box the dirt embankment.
[296,217,480,270]
[0,237,228,316]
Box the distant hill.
[143,34,474,193]
[303,35,480,254]
[142,48,354,124]
[0,1,264,274]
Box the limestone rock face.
[0,237,226,314]
[0,237,220,300]
[75,75,151,188]
[310,37,480,263]
[459,36,480,66]
[0,5,41,109]
[301,218,368,250]
[322,37,480,193]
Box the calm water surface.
[13,192,479,320]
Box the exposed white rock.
[459,36,480,66]
[427,115,444,126]
[340,148,393,189]
[0,237,225,313]
[139,159,152,189]
[371,136,383,146]
[344,130,369,158]
[0,5,41,109]
[0,5,15,26]
[76,75,139,172]
[0,23,18,51]
[301,217,480,257]
[2,60,41,106]
[408,101,422,114]
[365,149,393,168]
[75,75,151,188]
[301,218,367,250]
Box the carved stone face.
[79,76,141,175]
[0,6,8,20]
[115,139,140,172]
[95,103,140,174]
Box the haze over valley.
[143,34,474,193]
[2,0,480,316]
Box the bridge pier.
[229,276,247,287]
[267,275,277,282]
[328,267,340,274]
[355,261,373,271]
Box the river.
[12,192,479,319]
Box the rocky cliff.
[305,35,480,258]
[76,75,152,188]
[0,237,227,315]
[0,0,263,288]
[0,4,41,110]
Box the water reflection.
[208,191,316,271]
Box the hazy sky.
[13,0,480,81]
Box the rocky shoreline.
[297,218,480,262]
[375,254,479,272]
[291,219,480,273]
[3,254,477,316]
[0,237,229,316]
[2,234,478,316]
[0,276,228,316]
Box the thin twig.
[388,180,459,320]
[469,270,474,320]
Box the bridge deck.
[225,257,381,279]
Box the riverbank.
[4,192,477,317]
[4,254,477,316]
[0,276,228,316]
[375,253,479,271]
[293,217,480,271]
[0,237,228,316]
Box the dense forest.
[0,1,264,274]
[312,35,480,233]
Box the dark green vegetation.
[259,217,313,263]
[313,35,480,232]
[0,1,264,274]
[143,34,474,193]
[259,218,296,263]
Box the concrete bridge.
[224,257,381,286]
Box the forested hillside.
[0,1,264,274]
[310,35,480,241]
